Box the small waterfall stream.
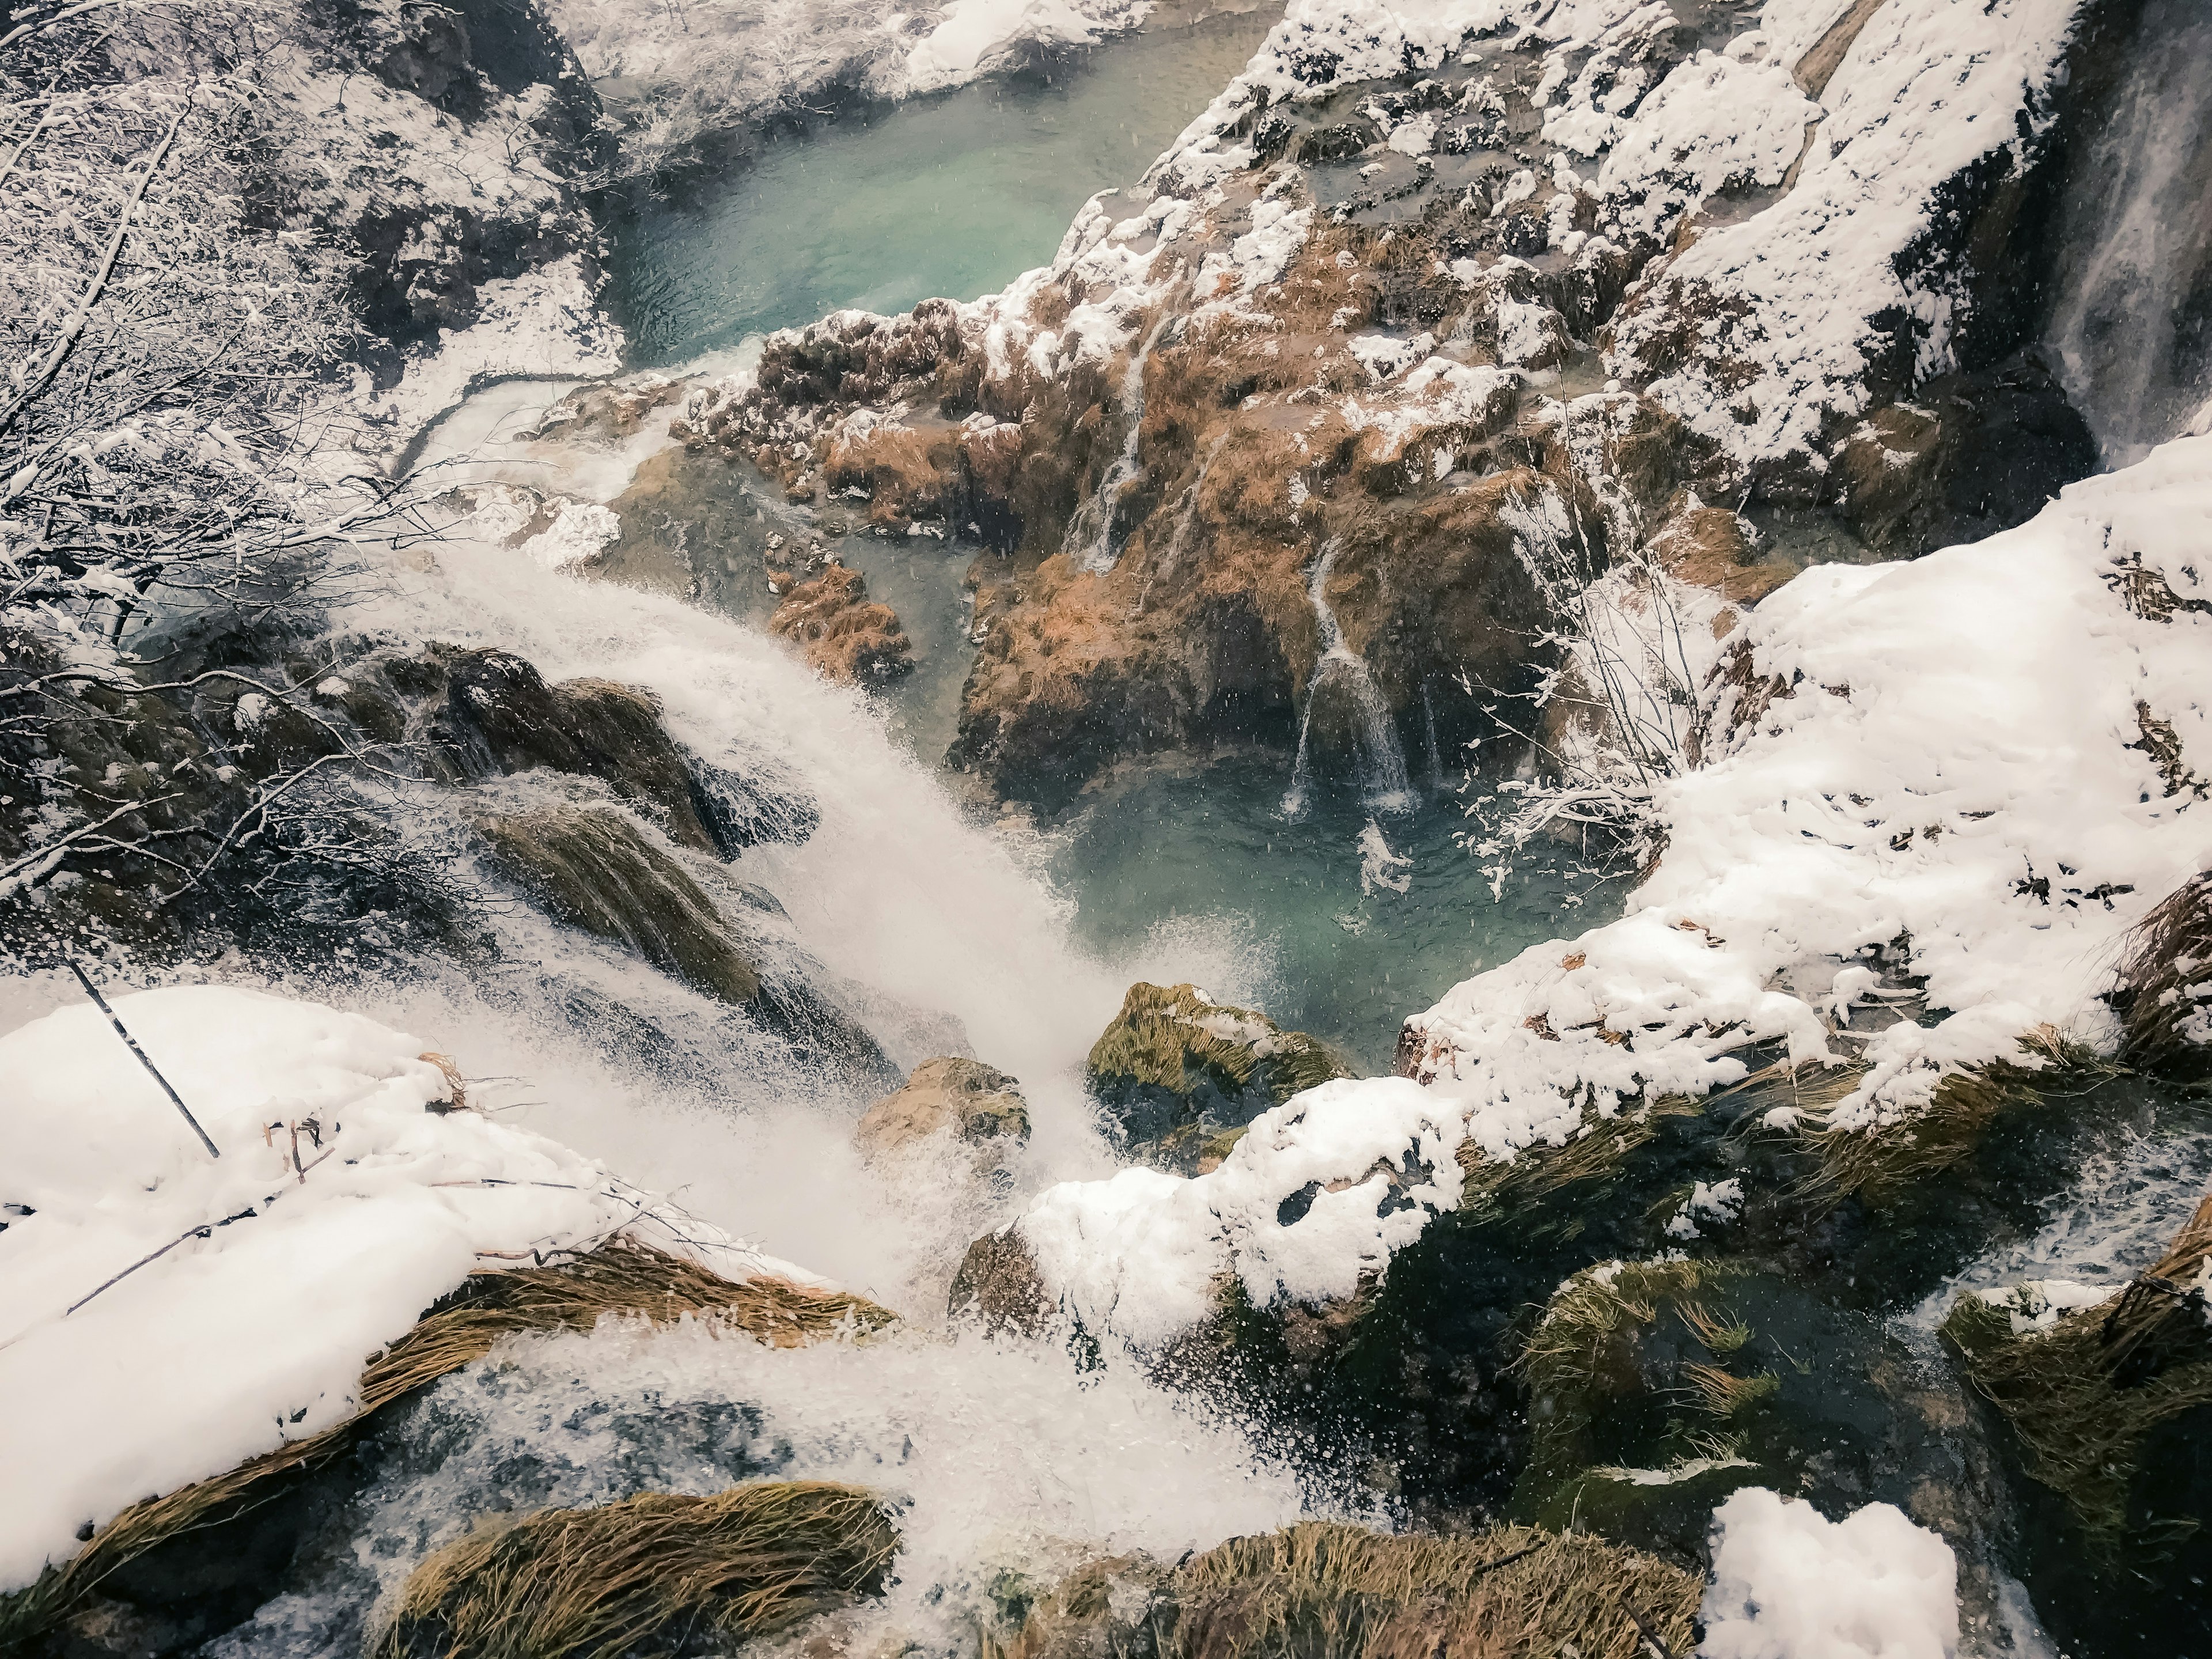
[1282,540,1415,818]
[2041,0,2212,463]
[1067,312,1175,573]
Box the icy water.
[1042,755,1613,1073]
[605,8,1282,363]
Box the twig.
[1619,1593,1678,1659]
[68,960,220,1158]
[64,1205,256,1315]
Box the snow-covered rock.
[1700,1487,1959,1659]
[0,985,780,1593]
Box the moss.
[1942,1197,2212,1556]
[987,1524,1698,1659]
[475,804,762,1004]
[1086,983,1352,1160]
[372,1483,899,1659]
[0,1243,892,1650]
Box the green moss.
[1942,1286,2212,1558]
[476,805,760,1004]
[1087,982,1350,1105]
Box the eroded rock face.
[855,1056,1031,1161]
[768,563,915,684]
[1087,982,1352,1172]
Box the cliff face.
[670,0,2117,805]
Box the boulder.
[855,1057,1031,1162]
[1086,983,1351,1171]
[947,1226,1050,1336]
[474,805,762,1005]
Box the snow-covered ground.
[0,986,805,1592]
[547,0,1154,176]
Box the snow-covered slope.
[0,986,794,1593]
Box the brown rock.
[769,563,914,683]
[855,1056,1031,1161]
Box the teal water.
[1045,755,1615,1073]
[605,10,1280,363]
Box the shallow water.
[605,8,1279,362]
[1042,755,1617,1074]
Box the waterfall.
[1282,541,1415,818]
[1067,312,1175,574]
[2041,0,2212,465]
[1421,680,1444,791]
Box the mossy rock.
[1508,1257,1960,1560]
[475,804,762,1005]
[1086,983,1352,1168]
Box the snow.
[367,256,626,457]
[1018,1077,1464,1343]
[0,985,789,1594]
[1700,1487,1959,1659]
[1611,0,2083,471]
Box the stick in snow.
[1619,1593,1679,1659]
[67,961,220,1158]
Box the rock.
[768,564,914,684]
[855,1057,1031,1162]
[1646,499,1795,604]
[1086,983,1352,1171]
[947,1226,1050,1336]
[1833,354,2098,556]
[428,647,742,856]
[474,805,762,1005]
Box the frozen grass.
[371,1482,898,1659]
[1455,1096,1698,1218]
[1805,1029,2113,1205]
[1943,1193,2212,1555]
[2116,871,2212,1073]
[0,1241,890,1645]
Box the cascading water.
[2041,0,2212,464]
[1067,312,1175,574]
[1282,540,1415,818]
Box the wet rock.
[1940,1194,2212,1649]
[474,804,762,1005]
[948,1226,1050,1336]
[1086,983,1352,1171]
[855,1057,1031,1163]
[1834,355,2099,556]
[428,648,740,856]
[768,564,915,684]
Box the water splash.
[1357,820,1412,896]
[1068,312,1175,574]
[1283,541,1414,817]
[1420,680,1444,791]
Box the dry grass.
[2115,871,2212,1073]
[372,1482,899,1659]
[987,1524,1698,1659]
[1456,1096,1699,1217]
[0,1241,893,1647]
[1175,1523,1696,1659]
[1944,1191,2212,1556]
[1677,1301,1751,1357]
[1805,1028,2111,1205]
[1679,1362,1778,1419]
